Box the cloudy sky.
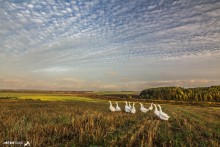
[0,0,220,91]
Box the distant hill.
[139,85,220,102]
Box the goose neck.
[158,105,161,111]
[154,104,157,111]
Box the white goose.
[109,101,116,112]
[153,104,160,117]
[153,104,169,120]
[125,101,131,112]
[139,103,149,113]
[158,105,169,120]
[131,103,136,114]
[148,103,153,111]
[115,102,121,111]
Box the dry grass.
[0,99,220,146]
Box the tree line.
[139,85,220,102]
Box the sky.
[0,0,220,91]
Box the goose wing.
[125,105,131,112]
[154,109,160,116]
[116,105,121,111]
[149,105,153,110]
[159,111,169,118]
[159,114,169,120]
[131,108,136,114]
[140,107,149,113]
[110,106,116,112]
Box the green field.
[0,92,220,146]
[0,92,99,102]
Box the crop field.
[0,92,220,146]
[0,92,103,102]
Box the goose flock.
[108,101,170,121]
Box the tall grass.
[0,99,220,146]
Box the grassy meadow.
[0,91,220,146]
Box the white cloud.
[33,67,78,72]
[148,5,157,10]
[0,0,220,90]
[66,7,72,13]
[31,18,44,24]
[27,4,33,9]
[73,6,79,11]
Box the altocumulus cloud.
[0,0,220,90]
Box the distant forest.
[139,85,220,102]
